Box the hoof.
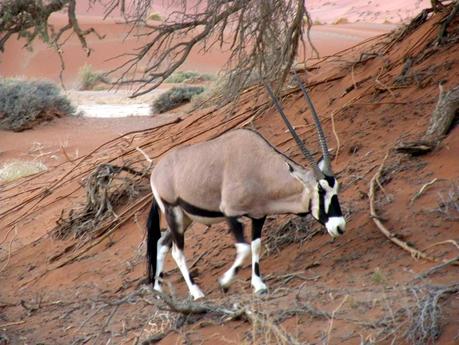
[221,286,229,294]
[254,288,268,296]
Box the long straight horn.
[263,81,324,180]
[293,72,333,176]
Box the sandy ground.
[1,6,459,345]
[66,90,163,118]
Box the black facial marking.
[318,191,327,225]
[254,262,260,277]
[324,175,335,188]
[328,195,343,218]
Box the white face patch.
[319,179,339,214]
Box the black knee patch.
[234,266,241,274]
[254,262,260,277]
[189,273,195,285]
[159,272,164,279]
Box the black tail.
[146,198,161,286]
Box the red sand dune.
[0,16,392,87]
[1,0,417,87]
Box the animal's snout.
[325,217,346,237]
[337,226,344,235]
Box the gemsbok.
[146,76,346,299]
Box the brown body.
[151,129,315,220]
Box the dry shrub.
[78,64,109,90]
[165,71,215,84]
[0,78,74,131]
[0,160,47,182]
[152,86,205,113]
[435,183,459,220]
[334,17,349,24]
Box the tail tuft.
[146,198,161,285]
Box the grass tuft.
[0,160,47,182]
[78,64,108,90]
[165,71,215,84]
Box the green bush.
[165,71,215,84]
[152,86,205,113]
[79,64,108,90]
[0,78,75,131]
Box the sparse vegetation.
[334,17,349,24]
[0,78,75,131]
[152,86,205,113]
[436,184,459,220]
[165,71,215,84]
[146,11,162,21]
[0,160,47,182]
[78,64,108,90]
[371,268,386,285]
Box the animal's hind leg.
[218,217,250,290]
[165,206,204,300]
[153,230,172,293]
[251,217,268,294]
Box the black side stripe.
[163,198,225,218]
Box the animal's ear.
[286,162,306,182]
[317,156,325,172]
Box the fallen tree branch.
[413,255,459,281]
[368,153,435,261]
[146,291,302,345]
[396,83,459,155]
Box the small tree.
[0,0,312,99]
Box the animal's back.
[151,129,300,212]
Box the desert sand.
[1,3,458,345]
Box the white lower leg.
[153,241,170,292]
[171,244,204,300]
[251,238,267,293]
[219,243,251,288]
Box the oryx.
[146,77,346,300]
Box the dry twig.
[368,153,434,261]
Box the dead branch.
[397,83,459,155]
[325,295,348,345]
[436,1,459,45]
[112,0,309,98]
[145,291,302,345]
[409,178,439,205]
[414,256,459,281]
[368,153,435,261]
[52,163,149,240]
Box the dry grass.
[0,160,47,183]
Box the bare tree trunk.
[424,84,459,140]
[396,83,459,155]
